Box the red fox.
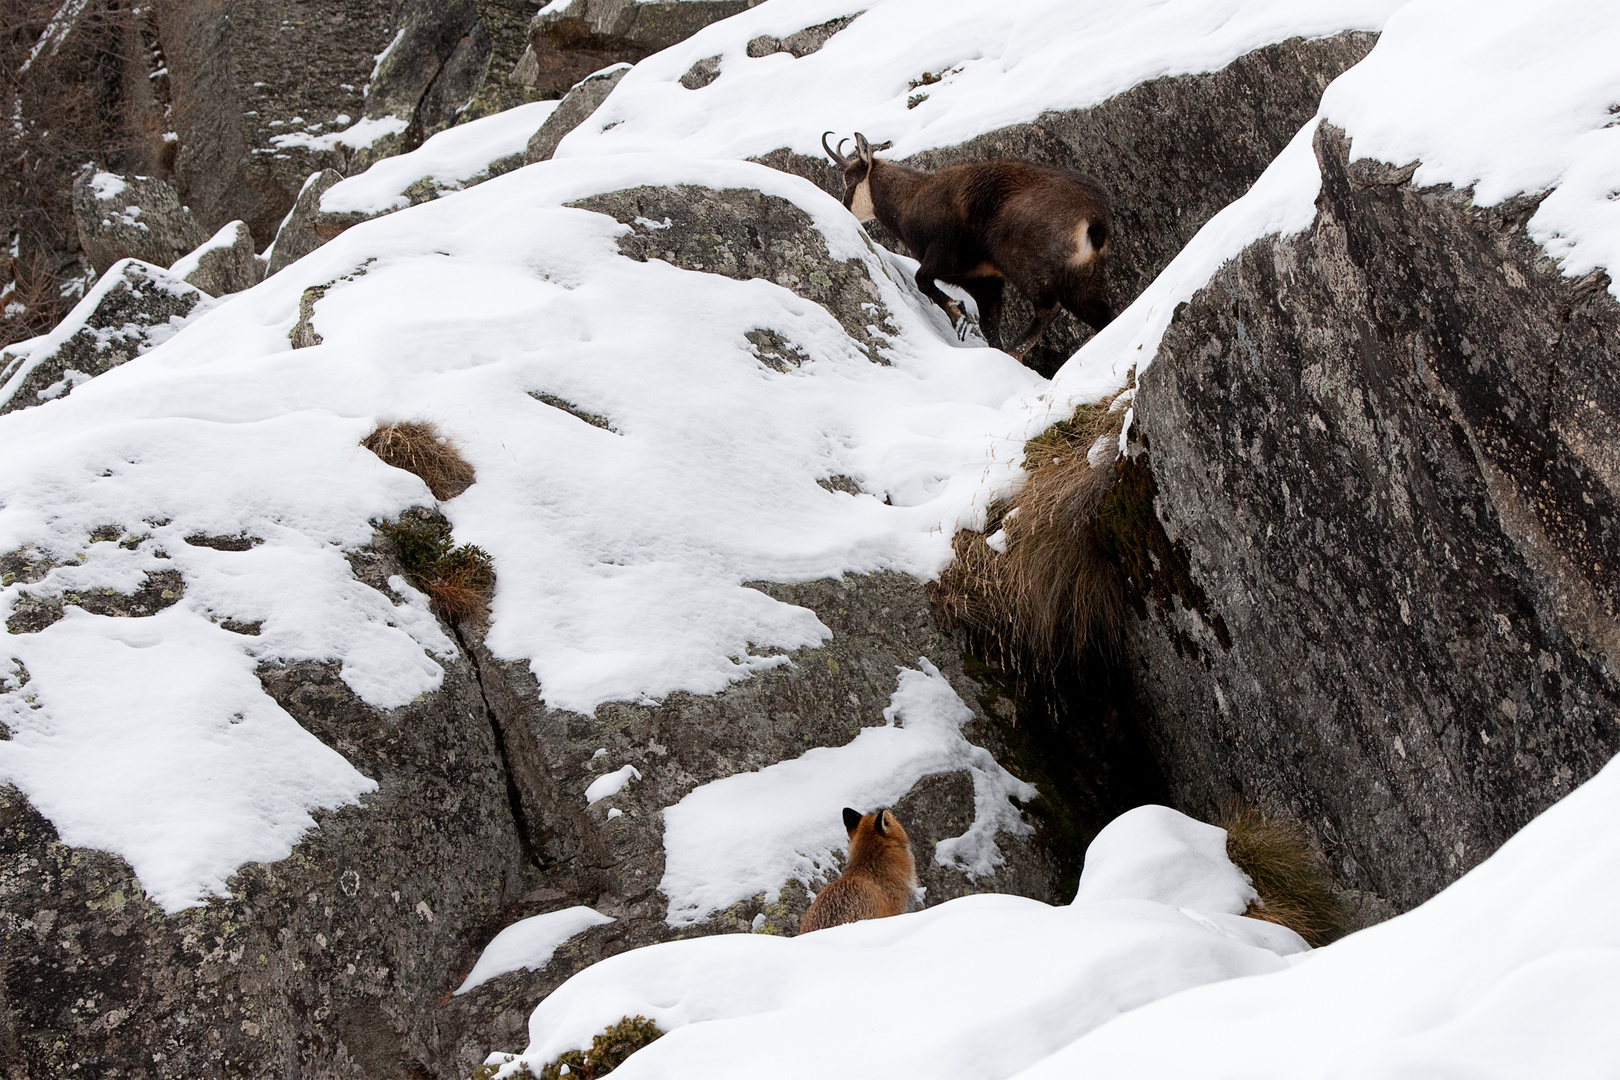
[798,807,917,934]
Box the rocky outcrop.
[73,171,208,278]
[525,64,631,163]
[0,261,209,415]
[172,221,264,297]
[762,31,1378,376]
[267,171,347,277]
[0,536,531,1079]
[1118,123,1620,911]
[516,0,762,97]
[569,185,894,359]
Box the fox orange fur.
[798,807,917,934]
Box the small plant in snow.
[379,511,494,625]
[362,420,476,500]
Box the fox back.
[799,808,917,934]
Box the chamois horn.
[822,130,850,167]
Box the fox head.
[842,806,910,860]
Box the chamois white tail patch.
[1069,219,1096,266]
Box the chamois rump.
[822,131,1114,364]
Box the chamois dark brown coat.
[823,131,1114,363]
[798,807,917,934]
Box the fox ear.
[873,809,888,836]
[842,807,862,833]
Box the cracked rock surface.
[1121,123,1620,912]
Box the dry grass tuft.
[1219,799,1345,947]
[933,392,1129,674]
[380,512,494,625]
[362,420,476,501]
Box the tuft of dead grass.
[1219,799,1345,947]
[933,392,1129,674]
[379,512,494,625]
[362,420,476,501]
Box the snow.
[269,114,409,154]
[585,764,641,806]
[486,805,1305,1080]
[1071,804,1256,913]
[486,753,1620,1079]
[88,171,127,200]
[455,906,616,995]
[659,660,1036,927]
[320,100,564,216]
[1318,0,1620,297]
[551,0,1406,164]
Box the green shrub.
[472,1017,664,1080]
[379,513,494,625]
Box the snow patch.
[320,100,563,216]
[455,906,616,994]
[270,114,409,154]
[585,764,641,806]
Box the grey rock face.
[525,63,631,163]
[154,0,400,247]
[73,171,208,278]
[1120,123,1620,911]
[0,261,208,415]
[521,0,762,97]
[569,185,894,359]
[173,221,264,297]
[0,537,532,1080]
[267,171,347,277]
[766,32,1377,376]
[746,14,859,59]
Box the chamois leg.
[962,277,1005,349]
[1007,300,1062,363]
[1063,291,1115,333]
[914,249,968,332]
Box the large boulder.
[73,170,209,278]
[0,260,210,415]
[170,220,264,297]
[1117,123,1620,911]
[267,170,346,277]
[515,0,762,97]
[0,534,530,1078]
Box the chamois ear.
[872,809,888,836]
[854,131,874,166]
[870,140,893,152]
[842,807,862,833]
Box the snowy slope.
[0,154,1046,911]
[554,0,1405,163]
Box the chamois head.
[821,131,888,223]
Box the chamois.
[822,131,1114,363]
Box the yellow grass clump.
[362,420,476,501]
[1219,799,1346,947]
[933,391,1129,674]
